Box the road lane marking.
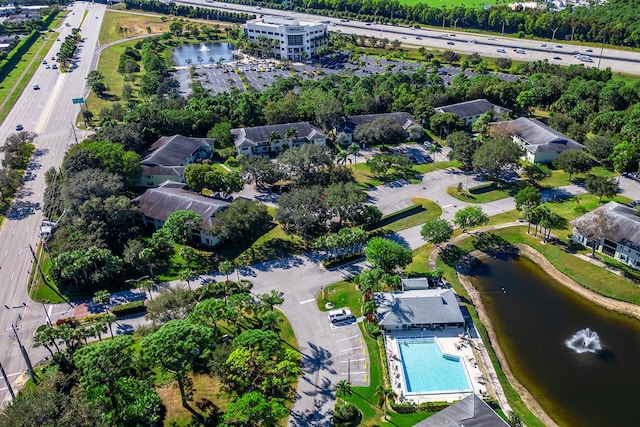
[339,346,363,352]
[441,204,453,208]
[3,250,6,257]
[337,335,359,342]
[9,272,14,281]
[299,298,315,304]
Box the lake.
[469,255,640,426]
[172,42,235,66]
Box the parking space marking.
[341,358,365,363]
[340,346,363,352]
[299,298,315,304]
[337,335,359,342]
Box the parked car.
[629,199,640,208]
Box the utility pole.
[12,324,37,385]
[0,363,14,399]
[501,20,505,36]
[28,244,47,287]
[597,36,606,69]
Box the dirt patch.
[458,243,640,427]
[157,373,228,424]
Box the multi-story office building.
[242,15,328,61]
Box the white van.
[328,308,355,323]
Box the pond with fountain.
[172,42,236,66]
[469,254,640,426]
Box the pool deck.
[384,328,491,405]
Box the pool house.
[375,288,466,331]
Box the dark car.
[553,56,562,60]
[447,41,455,45]
[16,124,23,131]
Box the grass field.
[99,10,169,45]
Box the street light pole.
[551,26,559,41]
[501,20,505,36]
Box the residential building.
[500,117,585,163]
[132,181,228,247]
[138,134,214,187]
[413,393,509,426]
[232,121,326,156]
[338,112,421,145]
[434,99,511,126]
[375,288,466,331]
[242,16,328,61]
[571,202,640,270]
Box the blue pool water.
[398,337,472,393]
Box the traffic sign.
[72,97,85,104]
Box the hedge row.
[469,183,498,195]
[110,300,147,318]
[366,203,423,230]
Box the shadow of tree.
[472,232,519,257]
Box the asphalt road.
[0,1,105,404]
[176,0,640,75]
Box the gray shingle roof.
[141,165,185,177]
[231,121,327,149]
[572,201,640,250]
[413,394,509,427]
[401,278,430,291]
[142,135,213,167]
[133,182,228,229]
[507,118,584,153]
[434,99,511,119]
[339,112,420,134]
[375,289,465,326]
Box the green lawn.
[317,280,363,316]
[538,166,616,188]
[377,197,442,233]
[99,10,169,45]
[412,160,460,174]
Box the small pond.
[469,254,640,426]
[172,42,235,66]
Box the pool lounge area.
[384,330,489,404]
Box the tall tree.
[572,208,618,257]
[365,237,412,273]
[552,150,592,181]
[585,175,617,202]
[141,320,214,407]
[522,163,551,186]
[420,218,454,247]
[447,131,478,171]
[515,186,542,233]
[162,210,202,244]
[472,138,522,180]
[453,206,489,233]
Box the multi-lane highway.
[180,0,640,75]
[0,1,105,404]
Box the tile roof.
[339,112,420,134]
[413,394,509,426]
[572,201,640,251]
[231,121,327,148]
[132,181,229,229]
[507,118,584,153]
[142,134,213,167]
[434,98,512,118]
[375,289,465,326]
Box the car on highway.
[15,124,23,131]
[497,48,506,53]
[401,36,406,39]
[488,36,496,40]
[541,43,547,47]
[339,19,349,22]
[586,48,593,52]
[416,36,422,40]
[51,56,55,61]
[365,23,371,26]
[45,64,50,69]
[515,48,525,54]
[447,41,455,45]
[42,60,47,65]
[553,56,562,60]
[556,45,563,48]
[56,38,60,41]
[52,64,58,69]
[33,84,40,90]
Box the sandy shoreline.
[458,243,640,426]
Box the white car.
[488,36,496,40]
[497,48,506,53]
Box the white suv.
[328,308,355,323]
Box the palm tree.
[33,326,58,359]
[347,142,360,164]
[336,379,352,398]
[219,259,234,282]
[375,385,396,420]
[267,131,281,150]
[103,313,117,338]
[336,150,348,165]
[284,126,298,139]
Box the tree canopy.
[365,237,412,272]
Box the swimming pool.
[397,337,472,394]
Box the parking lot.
[327,318,369,386]
[174,54,521,96]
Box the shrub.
[417,401,450,412]
[332,402,359,426]
[226,156,239,168]
[390,401,417,413]
[364,321,381,338]
[77,313,107,325]
[110,300,146,318]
